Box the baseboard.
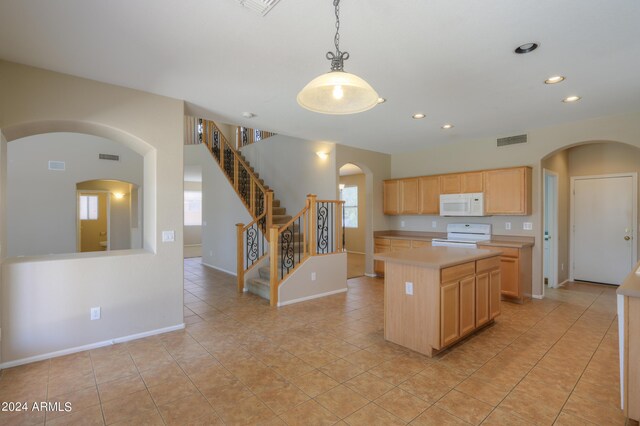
[558,279,569,288]
[0,323,185,369]
[201,261,236,276]
[532,294,544,300]
[184,244,202,248]
[364,273,378,278]
[347,251,365,255]
[278,288,348,307]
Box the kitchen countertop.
[619,260,640,298]
[374,246,501,269]
[374,230,534,248]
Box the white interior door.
[572,175,635,285]
[544,171,558,288]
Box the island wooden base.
[383,255,501,357]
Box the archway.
[339,163,367,278]
[540,140,640,295]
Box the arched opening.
[339,163,366,278]
[540,140,640,295]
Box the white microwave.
[440,193,486,216]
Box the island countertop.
[374,246,501,269]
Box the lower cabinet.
[439,259,501,349]
[375,237,432,277]
[478,244,532,302]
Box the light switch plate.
[405,282,414,295]
[311,272,316,281]
[162,230,175,242]
[400,221,405,228]
[523,222,533,230]
[432,221,437,228]
[505,222,511,230]
[90,307,101,320]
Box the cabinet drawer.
[375,245,391,253]
[476,256,500,273]
[441,262,475,283]
[391,239,412,248]
[375,238,391,246]
[498,247,519,258]
[412,240,431,248]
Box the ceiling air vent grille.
[497,134,527,147]
[48,160,65,171]
[99,154,120,161]
[236,0,280,16]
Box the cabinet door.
[461,172,484,193]
[475,272,490,327]
[440,174,461,194]
[484,167,531,215]
[440,281,460,347]
[459,276,476,337]
[383,181,400,215]
[400,178,419,214]
[500,256,520,298]
[374,245,390,276]
[489,269,501,319]
[419,176,440,214]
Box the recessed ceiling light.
[377,97,386,104]
[241,112,255,118]
[441,124,454,129]
[562,96,581,103]
[514,42,539,54]
[545,75,565,84]
[412,113,426,119]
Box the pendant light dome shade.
[297,70,379,115]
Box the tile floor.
[0,258,635,425]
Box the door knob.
[625,236,631,241]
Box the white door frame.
[569,172,637,282]
[76,190,111,252]
[542,169,559,293]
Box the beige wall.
[0,60,184,365]
[278,253,347,306]
[340,173,366,253]
[336,145,392,276]
[390,111,640,297]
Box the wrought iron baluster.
[317,202,329,254]
[223,146,234,181]
[238,164,250,207]
[212,130,220,161]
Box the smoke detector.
[236,0,280,16]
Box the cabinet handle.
[625,236,631,241]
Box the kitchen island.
[375,246,502,357]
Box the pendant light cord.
[326,0,349,71]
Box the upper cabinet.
[484,167,531,215]
[419,176,440,214]
[383,180,400,215]
[384,166,532,216]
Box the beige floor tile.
[454,377,508,407]
[572,376,621,409]
[46,386,100,420]
[553,412,598,425]
[399,372,454,404]
[342,402,405,425]
[157,394,217,425]
[215,395,276,425]
[480,407,535,425]
[435,390,493,425]
[297,349,340,368]
[290,369,339,398]
[108,409,167,426]
[561,393,627,425]
[48,370,97,398]
[101,389,157,425]
[200,380,254,410]
[97,374,146,403]
[45,403,104,426]
[407,405,469,425]
[256,382,309,415]
[148,375,199,406]
[138,362,184,388]
[374,387,430,422]
[344,372,395,401]
[279,399,339,426]
[319,358,365,383]
[498,387,563,425]
[315,384,369,419]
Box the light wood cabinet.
[399,178,419,214]
[440,174,461,194]
[383,180,400,215]
[489,269,501,319]
[375,237,434,276]
[390,239,411,251]
[461,172,484,193]
[440,281,460,347]
[459,276,476,337]
[478,244,532,303]
[419,176,440,214]
[411,240,431,248]
[475,272,490,327]
[484,167,532,215]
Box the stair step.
[246,277,271,300]
[272,207,286,215]
[272,214,292,224]
[272,199,281,208]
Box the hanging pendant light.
[297,0,379,115]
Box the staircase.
[185,116,344,307]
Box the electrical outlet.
[162,230,175,242]
[561,263,564,271]
[90,307,101,320]
[311,272,316,281]
[203,220,207,226]
[523,222,533,230]
[405,282,414,295]
[400,221,405,228]
[505,222,511,230]
[209,250,213,257]
[432,221,437,228]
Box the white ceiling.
[1,1,640,154]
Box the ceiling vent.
[236,0,280,16]
[99,154,120,161]
[497,134,527,147]
[48,160,65,171]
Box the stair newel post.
[336,201,344,252]
[265,190,274,240]
[308,194,317,256]
[303,197,309,259]
[269,225,279,307]
[236,223,245,293]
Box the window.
[79,195,99,220]
[184,191,202,226]
[341,186,358,228]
